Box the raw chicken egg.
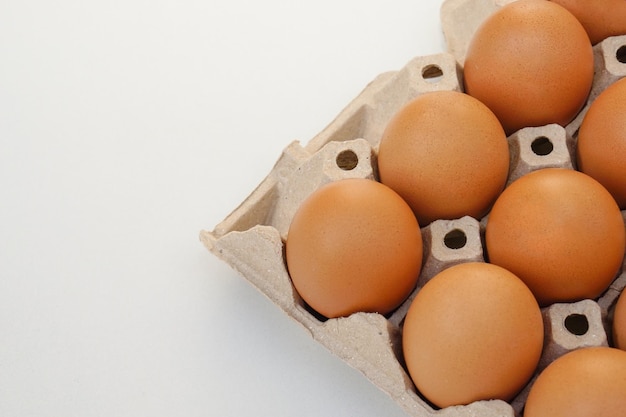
[524,347,626,417]
[485,168,625,306]
[402,262,543,408]
[285,178,422,319]
[463,0,594,134]
[612,289,626,350]
[550,0,626,44]
[377,90,509,226]
[577,77,626,209]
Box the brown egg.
[612,289,626,350]
[486,168,625,306]
[402,262,543,408]
[550,0,626,44]
[577,77,626,209]
[285,178,422,319]
[524,347,626,417]
[463,0,594,135]
[377,90,509,226]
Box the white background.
[0,1,445,416]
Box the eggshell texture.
[402,262,543,408]
[550,0,626,44]
[463,0,594,135]
[377,90,509,226]
[577,77,626,209]
[285,178,422,319]
[486,168,625,306]
[613,289,626,350]
[524,347,626,417]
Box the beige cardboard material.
[418,216,484,288]
[440,0,516,65]
[202,1,626,416]
[269,138,376,241]
[566,35,626,137]
[506,124,576,186]
[539,300,609,371]
[388,216,485,329]
[509,300,608,415]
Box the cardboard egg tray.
[200,0,626,415]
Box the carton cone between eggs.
[201,1,626,416]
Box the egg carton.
[200,1,626,416]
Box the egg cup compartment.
[419,217,484,286]
[505,124,576,186]
[539,300,608,371]
[268,138,377,241]
[388,216,485,329]
[202,1,626,416]
[509,299,610,414]
[566,34,626,137]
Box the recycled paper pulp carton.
[201,1,626,415]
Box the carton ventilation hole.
[444,229,467,249]
[336,149,359,170]
[531,136,554,156]
[422,64,444,83]
[617,45,626,64]
[564,313,589,336]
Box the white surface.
[0,1,445,416]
